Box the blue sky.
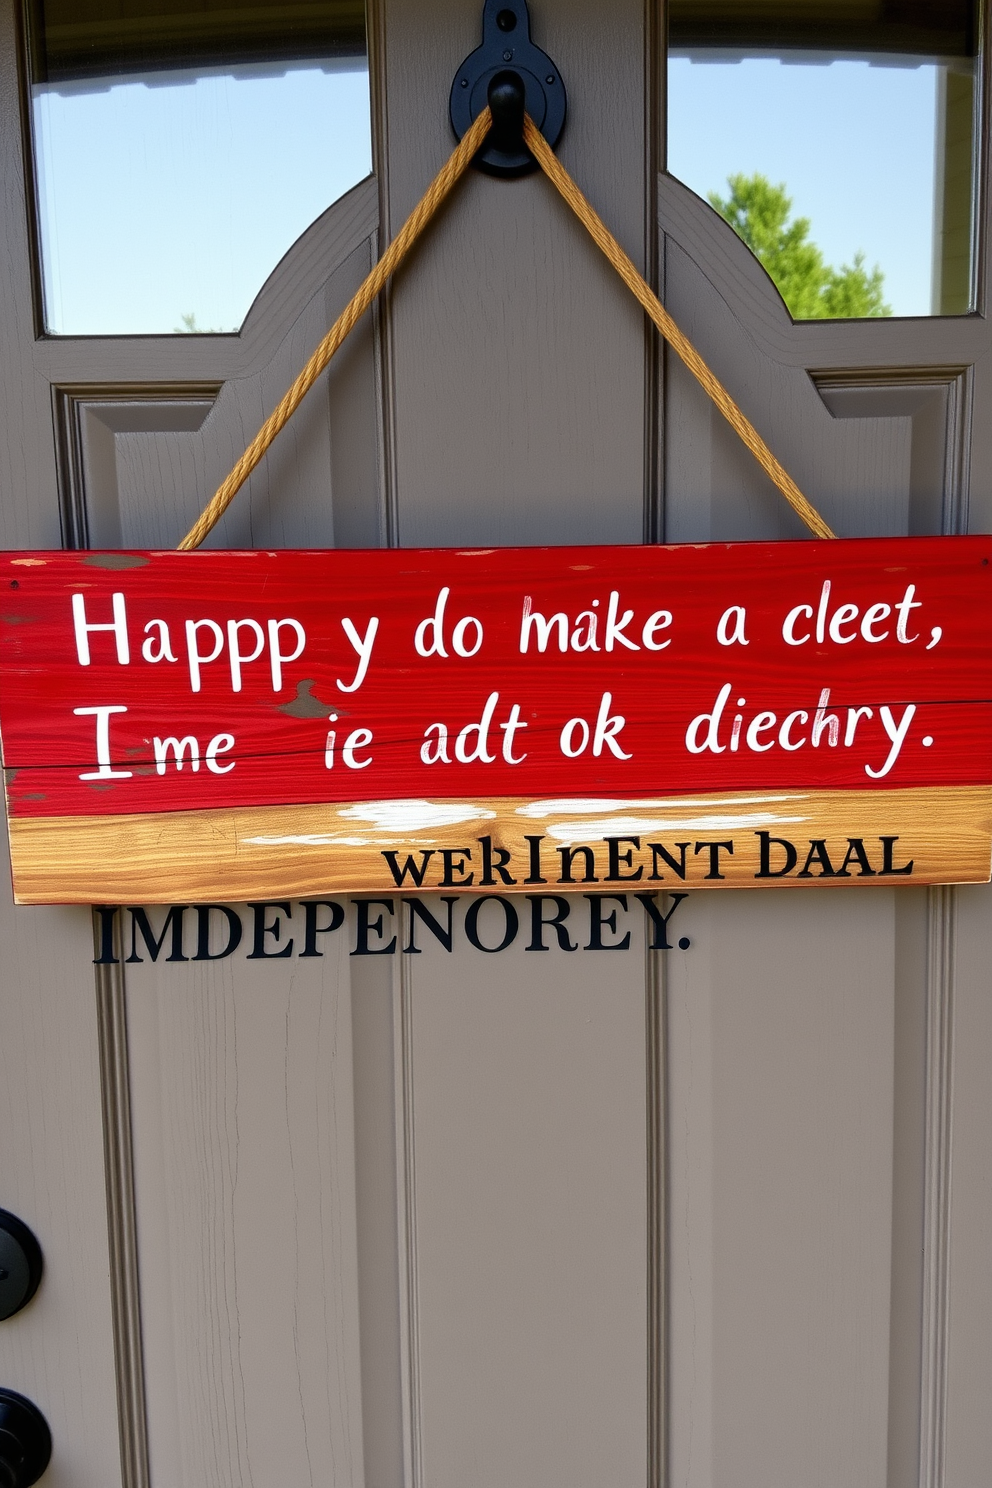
[33,64,372,335]
[33,55,942,333]
[667,56,940,317]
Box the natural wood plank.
[9,787,991,902]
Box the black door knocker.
[450,0,567,176]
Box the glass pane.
[27,2,372,335]
[667,1,979,318]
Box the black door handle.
[0,1391,51,1488]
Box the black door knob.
[0,1391,51,1488]
[0,1213,43,1322]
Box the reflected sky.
[668,57,939,317]
[33,63,372,336]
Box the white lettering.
[421,722,450,764]
[811,688,840,747]
[592,691,632,759]
[72,592,129,666]
[560,716,590,757]
[570,610,599,652]
[415,588,450,658]
[154,735,200,774]
[452,614,484,657]
[74,704,132,780]
[185,618,224,693]
[860,603,890,643]
[342,727,373,769]
[779,710,808,750]
[828,602,859,644]
[338,616,379,692]
[604,591,639,651]
[716,605,749,647]
[205,733,235,774]
[141,619,176,663]
[641,609,672,650]
[499,702,528,764]
[267,618,306,693]
[815,580,831,644]
[686,683,731,754]
[455,691,499,764]
[226,618,265,693]
[519,596,567,653]
[783,603,813,646]
[866,704,917,778]
[895,585,922,643]
[745,711,777,752]
[844,706,873,746]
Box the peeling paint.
[279,678,340,719]
[83,553,149,570]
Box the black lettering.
[381,850,435,887]
[694,840,734,880]
[300,900,345,957]
[526,895,577,952]
[836,839,876,878]
[464,895,518,952]
[557,844,598,883]
[524,834,548,884]
[403,896,458,953]
[440,848,474,886]
[126,905,188,963]
[880,836,914,876]
[194,905,243,960]
[648,842,689,880]
[351,899,397,955]
[606,836,643,882]
[797,840,837,878]
[478,835,517,886]
[247,901,294,959]
[93,905,120,964]
[585,894,631,950]
[635,892,690,950]
[755,832,798,878]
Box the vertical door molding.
[396,955,426,1488]
[919,887,956,1488]
[94,954,152,1488]
[645,944,666,1488]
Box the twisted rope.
[178,108,493,550]
[180,109,834,549]
[521,117,835,539]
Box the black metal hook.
[487,70,526,158]
[449,0,566,176]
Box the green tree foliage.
[708,173,891,320]
[174,311,227,333]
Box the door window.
[26,1,372,336]
[667,1,979,317]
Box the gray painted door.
[0,2,990,1486]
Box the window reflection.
[27,3,372,335]
[667,1,979,318]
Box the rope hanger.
[178,106,836,552]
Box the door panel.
[377,0,649,549]
[944,885,992,1481]
[0,0,991,1484]
[668,892,898,1488]
[402,936,648,1488]
[126,935,365,1488]
[659,83,992,1484]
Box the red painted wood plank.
[1,537,989,820]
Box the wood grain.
[8,787,991,902]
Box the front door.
[1,2,990,1485]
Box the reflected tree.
[709,173,891,320]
